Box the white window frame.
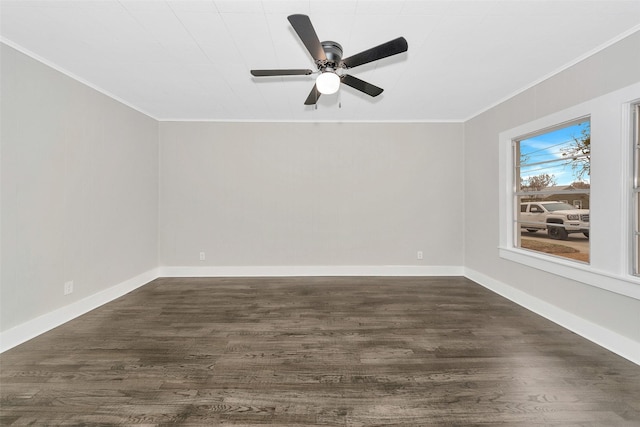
[632,103,640,276]
[499,82,640,301]
[513,117,591,259]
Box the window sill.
[499,247,640,301]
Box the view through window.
[514,119,591,263]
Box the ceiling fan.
[250,14,408,105]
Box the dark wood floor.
[1,276,639,425]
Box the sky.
[519,120,590,186]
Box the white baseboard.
[159,265,465,277]
[4,265,638,367]
[465,267,640,366]
[0,268,159,353]
[0,265,461,353]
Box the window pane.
[636,192,640,227]
[634,104,640,275]
[515,120,590,263]
[635,193,640,270]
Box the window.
[633,104,640,275]
[514,119,590,263]
[499,82,640,300]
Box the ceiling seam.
[213,1,270,117]
[165,0,232,118]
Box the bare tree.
[521,173,557,192]
[561,124,590,181]
[569,181,590,189]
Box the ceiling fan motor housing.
[320,41,343,70]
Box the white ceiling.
[1,0,640,122]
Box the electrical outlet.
[417,251,423,260]
[199,252,205,261]
[64,281,74,295]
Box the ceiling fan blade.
[341,75,383,97]
[304,84,321,105]
[341,37,408,69]
[287,14,327,62]
[251,69,313,77]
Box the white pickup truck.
[520,201,590,240]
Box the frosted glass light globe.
[316,72,340,95]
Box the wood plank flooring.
[1,276,639,425]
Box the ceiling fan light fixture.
[316,71,340,95]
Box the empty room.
[1,0,640,425]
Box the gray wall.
[464,31,640,343]
[1,44,159,331]
[159,122,464,268]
